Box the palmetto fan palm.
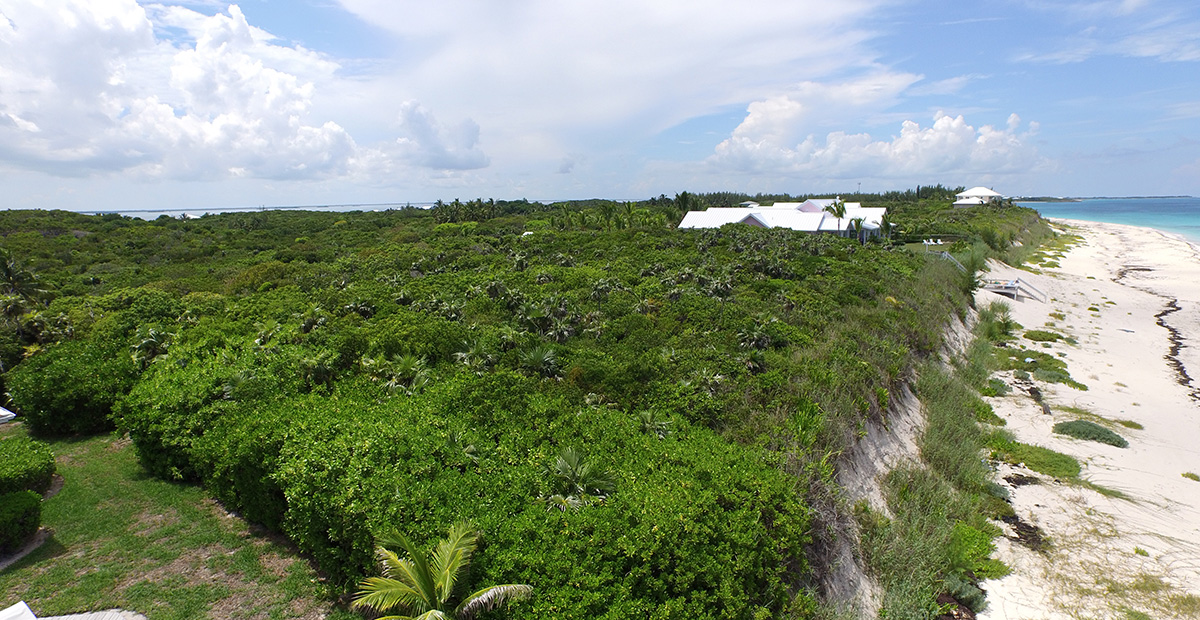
[353,523,532,620]
[545,446,614,500]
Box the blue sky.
[1,0,1198,211]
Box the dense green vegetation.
[0,432,55,495]
[0,489,40,554]
[0,196,1047,618]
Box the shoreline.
[976,218,1200,619]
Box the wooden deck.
[981,277,1046,302]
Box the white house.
[954,186,1004,207]
[678,198,886,237]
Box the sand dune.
[976,219,1200,619]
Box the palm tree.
[0,250,46,301]
[849,217,866,244]
[541,446,614,510]
[454,339,494,374]
[131,327,172,369]
[637,410,671,439]
[0,294,28,341]
[518,344,558,378]
[597,202,618,231]
[878,213,895,243]
[353,522,532,620]
[822,198,847,237]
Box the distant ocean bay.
[1019,197,1200,245]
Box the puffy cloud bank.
[0,1,483,181]
[711,109,1046,179]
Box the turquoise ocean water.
[1018,197,1200,245]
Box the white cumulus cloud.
[711,110,1048,180]
[388,101,489,170]
[0,1,482,181]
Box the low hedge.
[0,490,41,554]
[0,434,56,495]
[121,370,814,616]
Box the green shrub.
[124,371,813,615]
[950,522,1009,580]
[1180,472,1198,482]
[0,434,56,495]
[943,573,987,613]
[1023,330,1061,342]
[1053,420,1128,448]
[7,338,139,435]
[979,378,1010,397]
[0,490,41,554]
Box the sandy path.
[976,219,1200,620]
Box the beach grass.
[1055,405,1144,433]
[986,430,1081,479]
[995,346,1088,390]
[857,318,1024,618]
[0,425,356,620]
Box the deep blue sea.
[1018,197,1200,245]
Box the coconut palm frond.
[412,611,452,620]
[358,524,530,620]
[431,521,478,599]
[376,547,421,585]
[455,584,534,620]
[351,576,426,615]
[377,531,440,609]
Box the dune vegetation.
[0,194,1050,618]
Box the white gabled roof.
[678,204,884,233]
[679,209,764,228]
[957,186,1003,198]
[752,211,826,230]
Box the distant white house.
[678,198,886,237]
[954,186,1004,207]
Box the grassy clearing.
[0,424,355,620]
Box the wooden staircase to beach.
[981,277,1046,302]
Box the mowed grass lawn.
[0,423,358,620]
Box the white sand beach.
[976,219,1200,619]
